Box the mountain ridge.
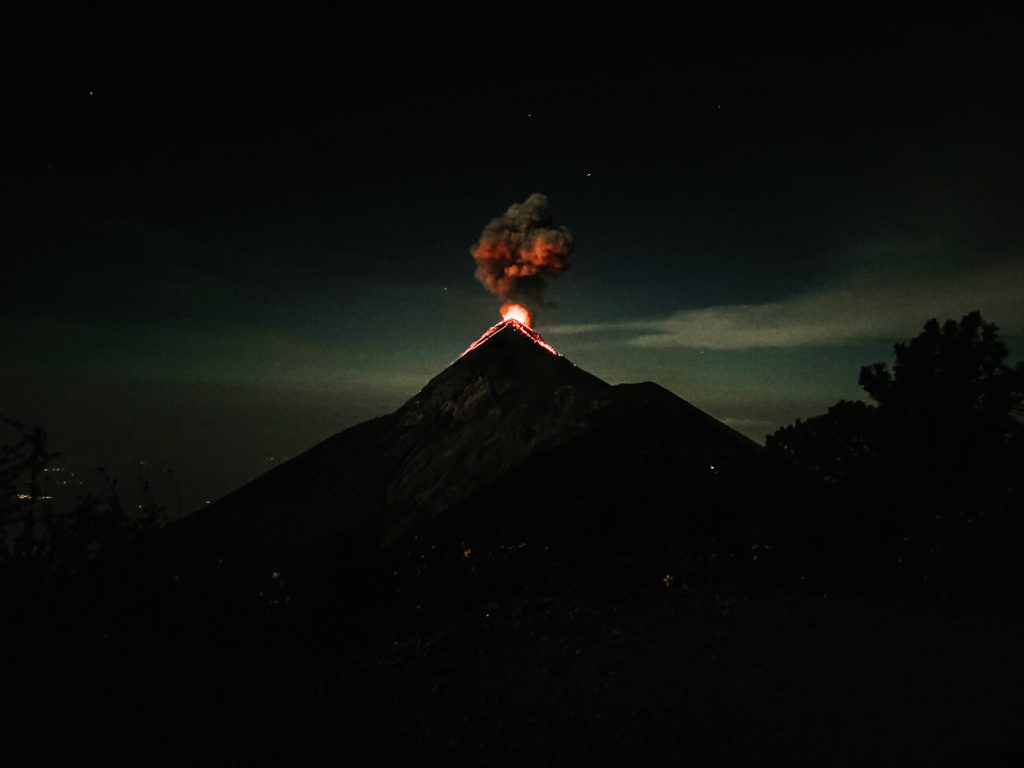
[164,323,759,581]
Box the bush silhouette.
[767,312,1024,591]
[0,417,166,587]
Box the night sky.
[3,13,1022,512]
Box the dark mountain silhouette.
[160,318,760,590]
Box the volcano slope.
[147,319,761,599]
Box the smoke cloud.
[471,193,573,305]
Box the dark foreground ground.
[11,574,1024,767]
[333,587,1024,767]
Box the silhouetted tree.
[767,312,1024,591]
[0,419,59,578]
[860,311,1022,463]
[768,400,882,483]
[1,417,166,585]
[863,312,1022,586]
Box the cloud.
[547,260,1024,349]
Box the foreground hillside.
[16,570,1024,766]
[331,585,1024,766]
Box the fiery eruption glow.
[459,305,560,358]
[501,302,532,326]
[459,194,570,361]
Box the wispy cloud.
[546,260,1024,350]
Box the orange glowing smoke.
[471,193,573,307]
[500,302,532,326]
[473,235,571,298]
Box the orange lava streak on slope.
[460,315,560,358]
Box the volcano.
[160,318,760,586]
[51,320,774,765]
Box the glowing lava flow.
[460,308,560,358]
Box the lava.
[500,302,532,326]
[460,308,560,358]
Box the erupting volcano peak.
[500,302,532,326]
[460,306,560,358]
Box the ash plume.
[471,193,573,305]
